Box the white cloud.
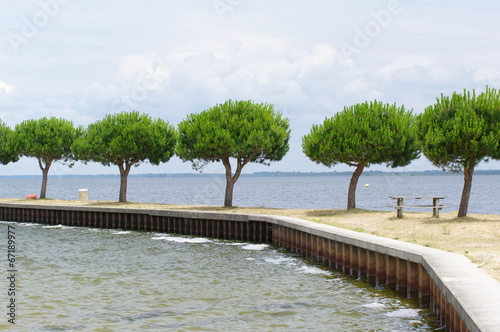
[83,38,348,118]
[0,81,16,95]
[116,53,170,83]
[2,1,500,174]
[341,78,383,101]
[376,58,432,81]
[84,53,172,115]
[473,68,500,87]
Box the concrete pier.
[0,202,498,332]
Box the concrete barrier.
[0,202,498,331]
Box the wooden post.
[418,265,430,305]
[367,250,376,286]
[358,248,367,280]
[432,197,440,218]
[327,240,336,270]
[396,258,407,297]
[350,245,359,277]
[408,262,419,299]
[386,255,396,290]
[396,197,404,218]
[375,252,386,287]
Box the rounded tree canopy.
[0,120,19,165]
[177,99,290,170]
[302,100,419,168]
[417,87,500,171]
[14,117,77,164]
[72,111,177,167]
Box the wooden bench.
[388,196,447,218]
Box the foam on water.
[112,231,132,235]
[19,222,42,226]
[264,256,297,265]
[42,224,74,229]
[386,308,420,318]
[362,302,386,308]
[151,235,212,243]
[295,265,331,275]
[241,244,269,250]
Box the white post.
[79,189,88,201]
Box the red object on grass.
[25,194,37,199]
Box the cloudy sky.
[1,0,499,176]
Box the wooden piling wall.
[0,203,498,332]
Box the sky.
[1,0,500,176]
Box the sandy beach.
[1,198,499,282]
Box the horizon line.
[1,169,500,178]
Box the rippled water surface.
[0,173,498,214]
[1,222,439,331]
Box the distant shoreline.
[1,169,500,178]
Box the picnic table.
[389,196,447,218]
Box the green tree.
[302,101,419,209]
[0,120,19,165]
[416,87,500,217]
[72,111,177,202]
[15,117,78,198]
[177,100,290,207]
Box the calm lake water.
[0,221,439,331]
[0,173,498,214]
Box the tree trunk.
[224,176,235,207]
[347,164,365,209]
[458,166,474,217]
[40,167,49,199]
[38,158,52,199]
[222,157,244,207]
[118,163,131,203]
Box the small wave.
[264,256,297,265]
[362,302,385,309]
[112,231,132,235]
[151,236,212,243]
[386,308,420,318]
[18,222,42,227]
[295,265,331,275]
[42,224,74,229]
[241,244,269,251]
